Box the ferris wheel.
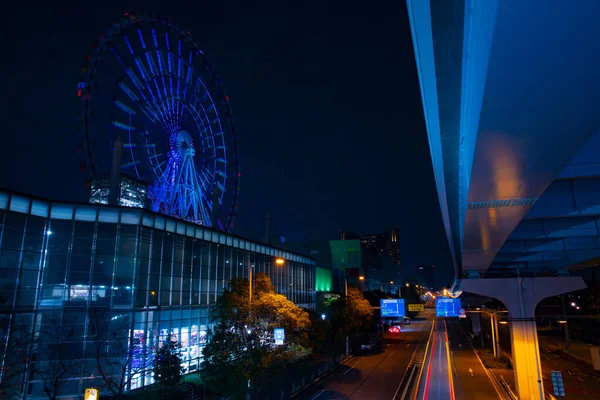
[78,12,239,231]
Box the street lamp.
[275,258,285,265]
[499,320,508,325]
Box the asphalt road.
[538,344,600,398]
[416,319,454,400]
[445,319,501,400]
[297,312,432,400]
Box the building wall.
[0,191,315,399]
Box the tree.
[153,334,184,387]
[0,315,36,399]
[32,318,82,400]
[202,273,312,399]
[320,286,374,360]
[88,309,147,399]
[343,286,375,337]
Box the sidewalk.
[538,335,594,365]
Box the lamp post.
[560,294,571,353]
[247,257,285,399]
[469,310,507,358]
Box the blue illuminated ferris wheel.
[78,12,239,231]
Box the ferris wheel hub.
[171,130,195,158]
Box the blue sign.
[435,298,462,317]
[551,371,565,396]
[380,299,405,317]
[274,328,285,345]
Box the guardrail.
[498,375,518,400]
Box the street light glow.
[406,283,410,287]
[558,320,567,324]
[499,320,508,325]
[275,258,285,265]
[390,281,394,284]
[359,276,365,280]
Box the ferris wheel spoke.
[121,160,141,169]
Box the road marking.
[344,361,360,375]
[311,389,325,400]
[388,350,395,358]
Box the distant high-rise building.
[359,227,401,266]
[339,230,360,240]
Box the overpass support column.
[461,277,586,400]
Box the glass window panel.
[97,209,119,223]
[172,291,181,305]
[2,215,26,250]
[70,254,92,272]
[0,192,7,209]
[44,253,68,285]
[9,195,30,214]
[0,250,21,269]
[121,210,142,224]
[184,238,192,264]
[142,213,154,227]
[166,220,176,233]
[30,200,49,217]
[160,276,171,291]
[16,287,36,306]
[115,256,135,285]
[176,222,186,235]
[173,277,182,291]
[74,206,97,221]
[149,275,160,291]
[163,234,173,262]
[112,287,132,305]
[159,291,170,305]
[68,272,90,285]
[174,236,184,264]
[20,269,39,287]
[182,277,191,292]
[0,268,17,293]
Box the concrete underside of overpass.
[407,0,600,279]
[407,1,600,399]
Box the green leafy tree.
[321,286,374,360]
[202,273,312,399]
[153,335,185,387]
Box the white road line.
[311,389,325,400]
[344,361,361,375]
[388,351,395,358]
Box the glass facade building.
[0,189,315,399]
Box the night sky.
[0,1,452,285]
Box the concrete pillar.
[460,277,586,400]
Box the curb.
[286,355,354,399]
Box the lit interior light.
[275,258,285,265]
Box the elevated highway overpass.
[407,0,600,399]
